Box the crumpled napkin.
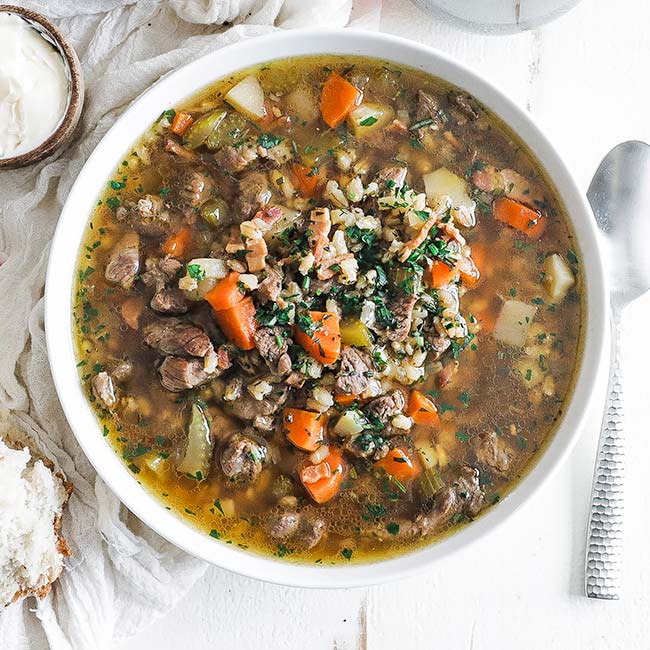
[0,1,380,648]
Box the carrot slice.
[374,447,421,483]
[300,447,346,504]
[282,408,327,452]
[426,259,458,288]
[493,196,545,239]
[213,296,257,350]
[334,394,359,407]
[291,162,321,198]
[162,226,192,257]
[170,111,194,136]
[320,72,362,128]
[407,390,440,426]
[293,311,341,365]
[204,272,245,312]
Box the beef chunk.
[437,359,459,388]
[374,166,407,191]
[158,356,212,392]
[253,327,291,375]
[447,90,480,122]
[144,319,213,358]
[110,360,134,384]
[234,171,272,222]
[416,464,485,535]
[180,170,212,206]
[363,390,405,426]
[215,144,259,175]
[104,232,140,289]
[335,347,374,395]
[344,432,389,461]
[256,265,283,304]
[453,464,484,517]
[235,349,264,376]
[150,287,189,314]
[92,371,116,409]
[225,381,289,421]
[297,517,326,550]
[475,430,513,474]
[386,293,416,342]
[141,256,183,292]
[415,90,442,123]
[220,433,266,483]
[117,194,171,237]
[266,511,300,540]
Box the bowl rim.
[45,28,607,589]
[0,4,84,169]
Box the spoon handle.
[585,313,624,599]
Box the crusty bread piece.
[0,428,72,608]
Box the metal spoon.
[584,140,650,599]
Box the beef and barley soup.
[73,56,582,563]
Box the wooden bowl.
[0,5,84,170]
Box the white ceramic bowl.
[45,29,606,589]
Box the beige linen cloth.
[0,1,380,648]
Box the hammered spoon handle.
[585,312,624,599]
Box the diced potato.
[286,85,319,123]
[225,75,266,121]
[493,300,537,347]
[422,167,475,214]
[543,253,575,302]
[333,410,367,437]
[340,318,373,347]
[346,102,395,137]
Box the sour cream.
[0,13,69,159]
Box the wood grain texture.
[118,1,650,648]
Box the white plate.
[45,29,607,589]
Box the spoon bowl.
[587,140,650,309]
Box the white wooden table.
[119,1,650,647]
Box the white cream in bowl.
[0,13,69,159]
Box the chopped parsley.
[257,133,285,149]
[187,263,206,280]
[359,116,378,127]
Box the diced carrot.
[493,196,546,239]
[334,394,359,407]
[204,272,245,312]
[300,447,346,504]
[407,390,440,427]
[374,447,421,483]
[425,259,458,288]
[120,296,144,330]
[213,296,257,350]
[170,111,193,136]
[293,311,341,365]
[282,408,327,452]
[162,226,192,257]
[291,162,321,198]
[320,72,362,128]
